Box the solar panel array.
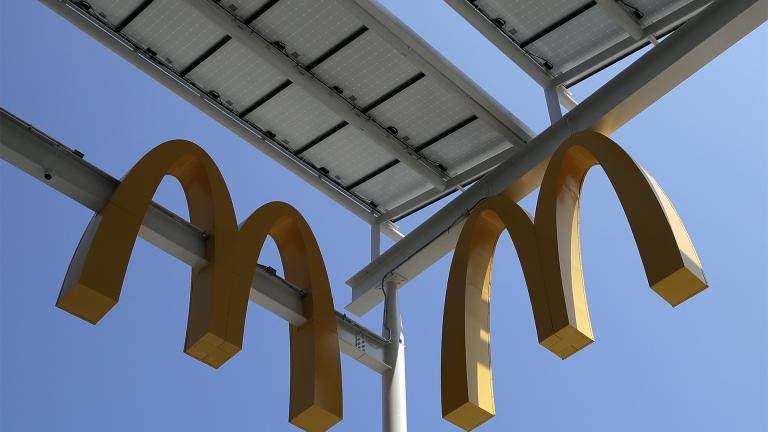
[62,0,706,223]
[73,0,526,217]
[456,0,704,85]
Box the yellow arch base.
[441,131,707,431]
[56,140,342,432]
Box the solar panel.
[186,40,288,113]
[43,0,535,224]
[123,0,226,71]
[311,31,420,109]
[529,4,626,74]
[301,126,395,187]
[475,0,586,42]
[84,0,145,26]
[246,84,344,151]
[252,0,363,65]
[367,76,474,148]
[420,119,508,176]
[217,0,272,21]
[353,163,433,211]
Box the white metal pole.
[382,278,407,432]
[544,86,563,124]
[372,221,381,260]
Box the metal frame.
[442,0,715,90]
[346,0,767,316]
[0,108,390,374]
[39,0,540,244]
[553,0,714,87]
[14,1,766,430]
[38,0,408,238]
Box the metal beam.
[345,0,767,316]
[336,0,535,151]
[38,0,405,242]
[544,86,563,123]
[0,108,389,374]
[381,279,407,432]
[557,86,578,111]
[183,0,448,191]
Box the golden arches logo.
[56,140,342,431]
[441,130,708,430]
[52,133,706,431]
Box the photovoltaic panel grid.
[452,0,710,86]
[61,0,534,221]
[53,0,710,223]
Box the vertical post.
[544,85,563,123]
[382,278,407,432]
[371,221,381,260]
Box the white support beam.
[37,0,407,243]
[544,86,563,123]
[0,107,390,374]
[381,279,407,432]
[371,222,382,261]
[380,221,404,242]
[557,86,578,111]
[346,0,767,316]
[596,0,645,40]
[442,0,554,87]
[336,0,535,150]
[182,0,447,191]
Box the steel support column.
[382,278,407,432]
[372,221,382,261]
[346,0,767,316]
[544,86,563,123]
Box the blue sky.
[1,1,766,431]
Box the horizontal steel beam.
[183,0,448,190]
[346,0,767,316]
[38,0,404,243]
[0,107,390,373]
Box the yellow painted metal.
[56,140,342,431]
[441,131,707,431]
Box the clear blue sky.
[1,1,766,431]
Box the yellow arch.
[56,140,342,431]
[441,131,707,431]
